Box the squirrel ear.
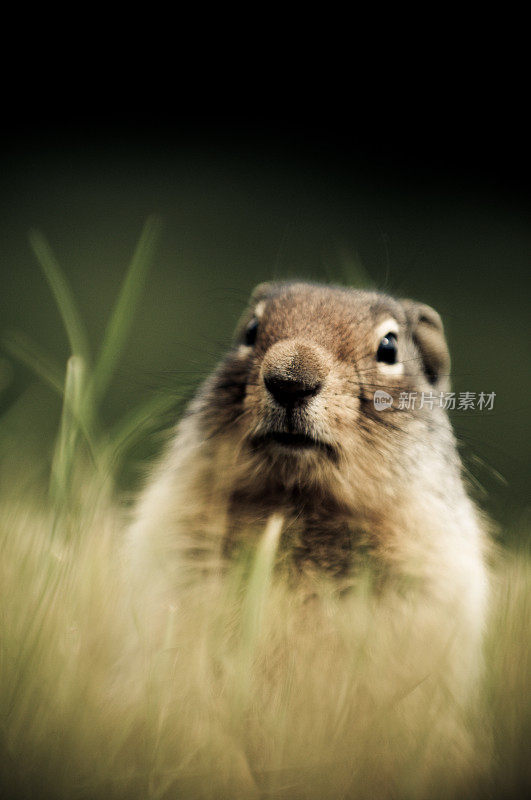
[401,300,451,391]
[249,281,275,304]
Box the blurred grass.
[0,222,529,799]
[0,485,529,799]
[1,219,176,506]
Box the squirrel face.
[200,281,452,506]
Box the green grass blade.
[29,231,91,363]
[92,216,163,403]
[1,332,98,463]
[50,355,86,503]
[233,514,284,714]
[105,393,178,465]
[241,513,284,644]
[2,330,65,395]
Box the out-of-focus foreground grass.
[0,223,529,799]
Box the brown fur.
[128,282,489,702]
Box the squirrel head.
[203,281,452,503]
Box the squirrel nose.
[261,339,329,408]
[264,375,322,407]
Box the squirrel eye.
[244,318,259,346]
[377,332,398,364]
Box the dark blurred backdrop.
[1,115,529,541]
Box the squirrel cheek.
[237,344,254,358]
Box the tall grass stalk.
[50,355,86,502]
[90,216,163,406]
[235,514,284,714]
[6,220,164,511]
[2,329,65,396]
[29,230,91,366]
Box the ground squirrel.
[129,281,489,693]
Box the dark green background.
[1,124,529,540]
